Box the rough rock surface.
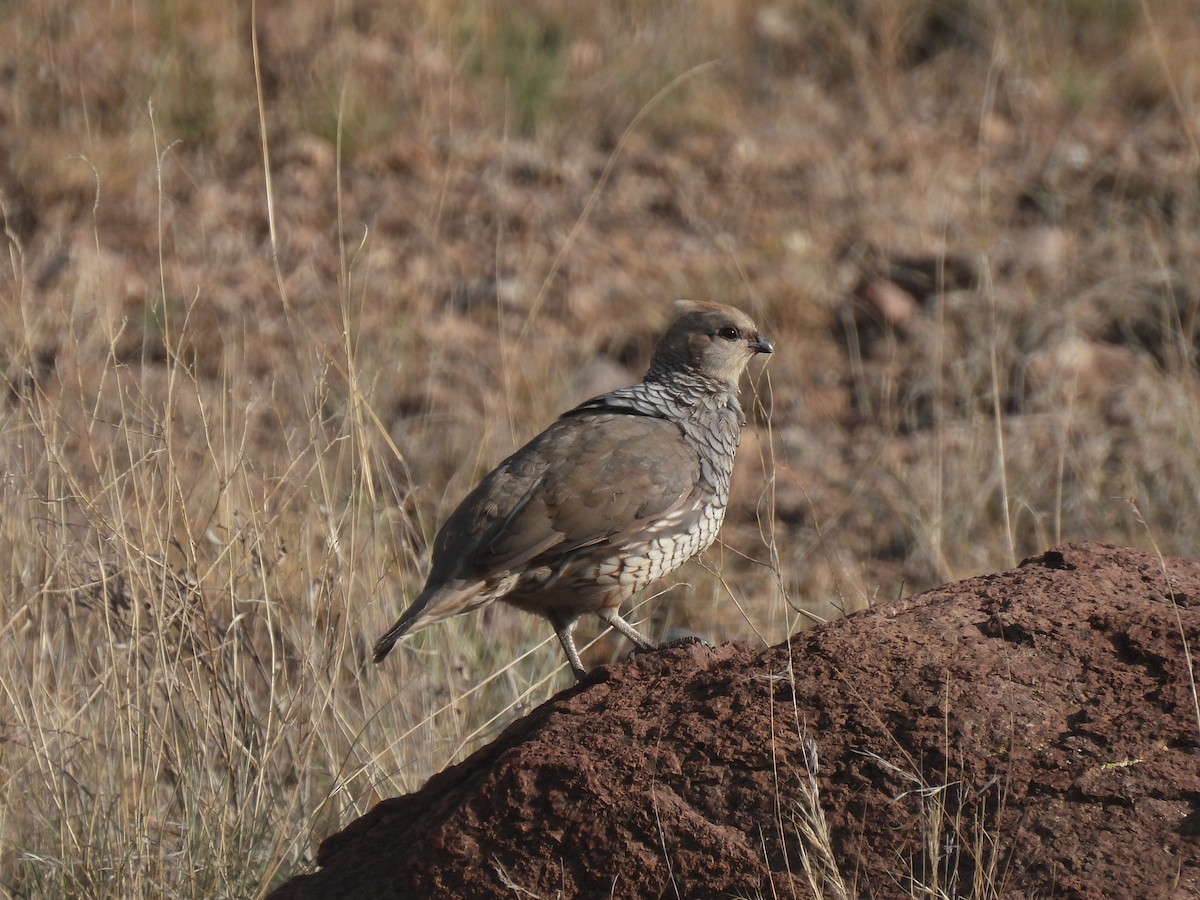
[271,542,1200,899]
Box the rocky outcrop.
[271,542,1200,899]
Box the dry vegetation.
[1,0,1198,895]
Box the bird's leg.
[600,610,712,666]
[549,612,589,682]
[597,609,657,652]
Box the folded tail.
[371,581,486,663]
[372,604,422,663]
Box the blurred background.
[1,0,1198,894]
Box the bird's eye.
[717,325,740,341]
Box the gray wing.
[427,411,701,584]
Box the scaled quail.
[373,300,773,681]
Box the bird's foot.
[659,634,711,650]
[626,634,711,663]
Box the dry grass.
[763,662,1015,900]
[2,0,1200,895]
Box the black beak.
[751,334,774,355]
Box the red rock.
[270,542,1200,899]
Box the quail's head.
[648,300,773,388]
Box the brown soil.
[270,541,1200,899]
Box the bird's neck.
[644,366,735,397]
[642,370,745,428]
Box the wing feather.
[427,412,700,584]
